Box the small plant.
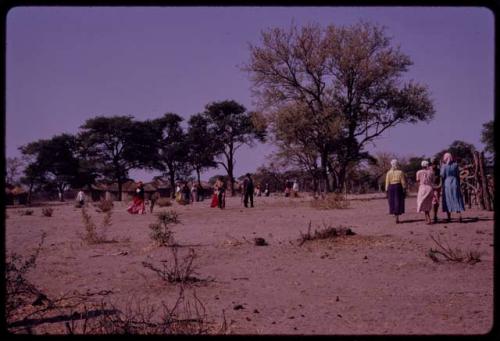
[80,207,114,244]
[149,210,180,247]
[142,247,203,284]
[298,221,356,246]
[41,207,53,217]
[427,234,481,264]
[310,193,350,210]
[20,209,34,216]
[156,197,172,207]
[254,237,268,246]
[96,199,113,213]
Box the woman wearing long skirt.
[416,160,434,224]
[385,159,407,224]
[127,181,146,214]
[441,152,465,222]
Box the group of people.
[385,152,465,224]
[284,180,300,197]
[175,181,204,204]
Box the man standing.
[243,173,254,208]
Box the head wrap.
[421,160,429,168]
[390,159,398,170]
[443,152,453,165]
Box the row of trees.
[12,100,265,202]
[6,21,494,201]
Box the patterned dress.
[416,169,434,212]
[441,162,465,212]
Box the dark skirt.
[388,183,405,215]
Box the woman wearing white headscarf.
[385,159,407,223]
[440,152,465,222]
[416,160,434,224]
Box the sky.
[5,6,494,182]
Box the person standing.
[76,189,85,207]
[243,173,254,208]
[127,181,145,214]
[385,159,407,224]
[264,183,270,197]
[441,152,465,223]
[216,177,226,209]
[292,180,299,197]
[416,160,434,224]
[430,157,442,223]
[190,183,197,204]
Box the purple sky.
[6,7,494,182]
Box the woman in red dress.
[127,181,146,214]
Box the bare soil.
[5,192,494,335]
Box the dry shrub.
[80,208,114,244]
[6,232,47,324]
[310,193,349,210]
[20,209,34,216]
[427,234,481,264]
[254,237,268,246]
[42,208,53,217]
[96,199,113,213]
[156,198,172,207]
[149,210,179,247]
[298,221,356,246]
[62,288,225,335]
[142,247,208,285]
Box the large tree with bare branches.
[244,21,435,191]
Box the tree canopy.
[244,21,435,192]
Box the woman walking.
[127,181,146,214]
[441,152,465,222]
[416,160,434,224]
[385,159,407,223]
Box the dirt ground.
[5,192,494,335]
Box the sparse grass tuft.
[156,198,172,207]
[310,193,350,210]
[41,208,53,217]
[20,209,34,216]
[299,221,356,246]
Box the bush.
[142,247,202,284]
[298,221,356,246]
[80,208,114,244]
[427,234,482,264]
[156,198,172,207]
[41,208,53,217]
[149,210,180,247]
[96,199,114,213]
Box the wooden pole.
[473,151,486,210]
[479,151,492,211]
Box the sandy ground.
[5,192,494,335]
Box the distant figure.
[181,183,191,204]
[255,184,262,197]
[210,182,219,208]
[149,192,160,213]
[175,183,181,202]
[197,183,204,201]
[190,183,197,204]
[216,177,226,209]
[430,157,442,223]
[76,189,85,207]
[416,160,434,224]
[243,173,254,208]
[441,152,465,223]
[264,183,270,197]
[385,159,406,223]
[127,181,146,214]
[292,180,299,197]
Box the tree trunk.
[228,162,235,197]
[196,168,202,187]
[117,179,123,201]
[479,151,492,211]
[169,170,176,199]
